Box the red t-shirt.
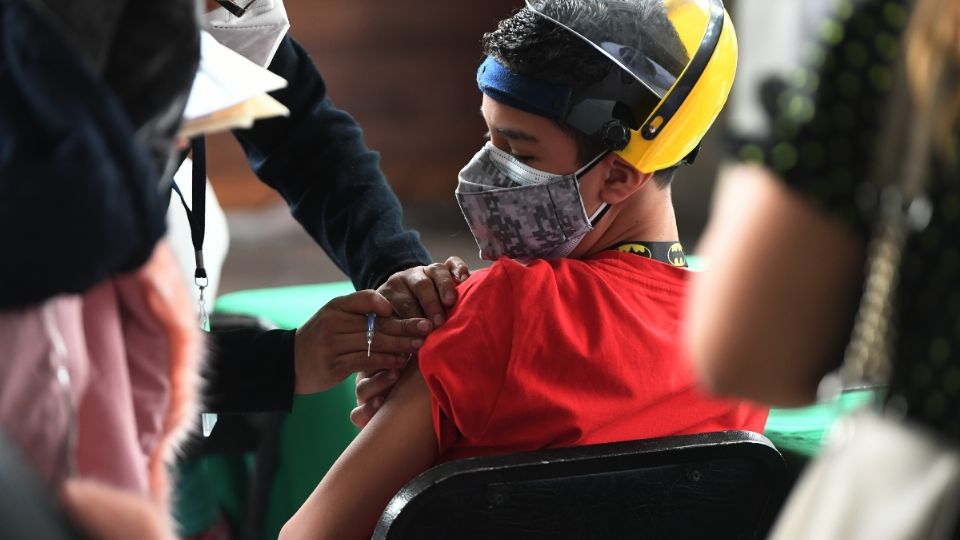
[419,251,768,461]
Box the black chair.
[374,430,787,540]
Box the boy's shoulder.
[467,252,687,283]
[461,256,580,290]
[454,258,521,300]
[453,258,555,306]
[458,252,688,305]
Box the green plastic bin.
[763,389,877,456]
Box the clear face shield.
[525,0,716,95]
[525,0,733,172]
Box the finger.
[327,290,394,318]
[380,281,426,320]
[405,266,447,327]
[375,316,433,337]
[445,256,471,282]
[356,369,400,404]
[355,369,378,388]
[335,332,424,355]
[322,312,432,336]
[424,263,458,307]
[350,398,383,429]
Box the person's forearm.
[202,327,296,413]
[686,165,864,406]
[281,365,437,540]
[232,36,431,290]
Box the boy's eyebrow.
[495,128,539,143]
[479,109,540,142]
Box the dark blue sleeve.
[232,36,432,291]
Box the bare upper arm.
[280,363,439,540]
[685,164,865,407]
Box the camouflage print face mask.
[456,142,608,262]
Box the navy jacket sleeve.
[202,37,433,413]
[232,36,432,291]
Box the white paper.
[183,31,288,121]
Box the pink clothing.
[0,244,201,508]
[0,296,88,486]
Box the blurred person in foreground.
[280,1,768,538]
[0,1,458,539]
[686,0,960,536]
[0,0,203,538]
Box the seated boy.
[281,1,766,538]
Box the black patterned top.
[742,0,960,441]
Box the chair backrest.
[373,430,787,540]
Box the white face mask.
[205,0,290,68]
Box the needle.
[366,313,375,357]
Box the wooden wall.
[207,0,523,208]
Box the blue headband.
[476,56,572,122]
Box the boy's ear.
[599,153,654,204]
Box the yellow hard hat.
[526,0,738,173]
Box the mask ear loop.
[575,150,609,177]
[588,202,611,226]
[575,151,612,227]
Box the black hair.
[481,4,687,188]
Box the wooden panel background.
[207,0,523,208]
